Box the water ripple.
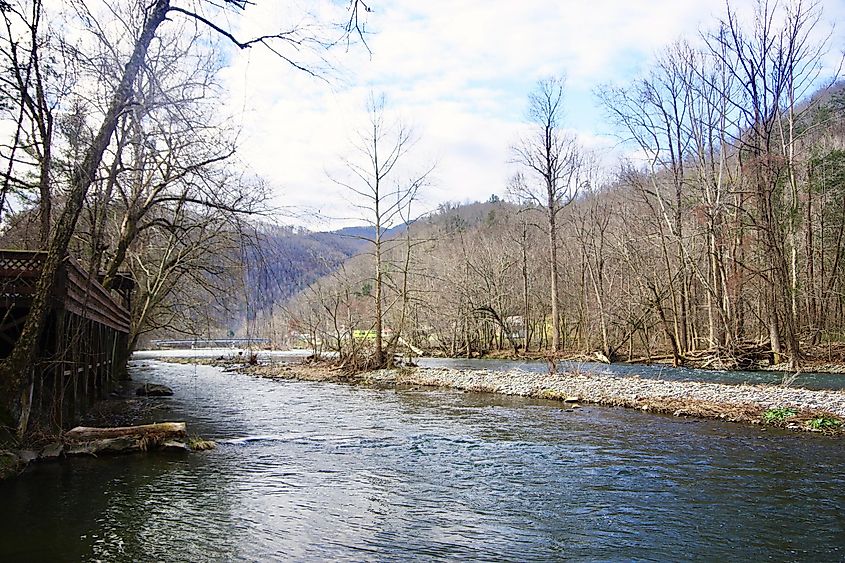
[1,359,844,561]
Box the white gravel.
[363,367,845,417]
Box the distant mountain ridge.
[241,223,406,316]
[327,224,406,240]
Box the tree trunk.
[64,422,188,455]
[548,207,560,353]
[102,213,138,290]
[520,222,530,352]
[0,0,171,436]
[374,229,384,366]
[38,125,52,247]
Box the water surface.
[2,358,843,561]
[417,357,845,390]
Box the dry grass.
[244,363,353,382]
[138,431,168,451]
[569,394,844,435]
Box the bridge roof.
[0,250,131,333]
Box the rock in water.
[40,442,64,459]
[0,451,24,480]
[136,383,174,396]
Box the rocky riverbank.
[244,363,845,435]
[0,374,210,481]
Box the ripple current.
[1,358,843,561]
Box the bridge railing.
[0,249,134,432]
[149,338,272,349]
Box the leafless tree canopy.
[0,0,373,432]
[271,0,845,373]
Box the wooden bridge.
[0,250,133,431]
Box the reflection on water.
[1,359,844,561]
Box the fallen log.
[628,353,676,363]
[63,422,189,455]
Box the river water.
[1,357,844,561]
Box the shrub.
[806,416,842,431]
[762,407,797,423]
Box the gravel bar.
[246,363,845,434]
[383,367,845,417]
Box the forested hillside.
[240,223,405,318]
[2,0,840,374]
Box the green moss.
[187,437,217,451]
[538,389,564,400]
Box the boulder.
[39,442,64,459]
[161,440,191,451]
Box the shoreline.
[0,374,206,480]
[241,362,845,436]
[139,347,845,375]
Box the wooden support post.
[0,250,132,435]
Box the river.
[1,356,844,561]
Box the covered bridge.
[0,250,133,430]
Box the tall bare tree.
[0,0,372,435]
[511,76,591,354]
[329,94,432,367]
[705,0,833,367]
[0,0,76,246]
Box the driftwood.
[626,342,776,370]
[63,422,188,455]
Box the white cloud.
[216,0,845,229]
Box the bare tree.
[0,0,373,435]
[705,0,834,368]
[329,94,432,367]
[510,76,591,353]
[0,0,76,246]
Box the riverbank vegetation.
[2,0,845,444]
[0,0,371,439]
[147,352,845,436]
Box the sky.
[216,0,845,230]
